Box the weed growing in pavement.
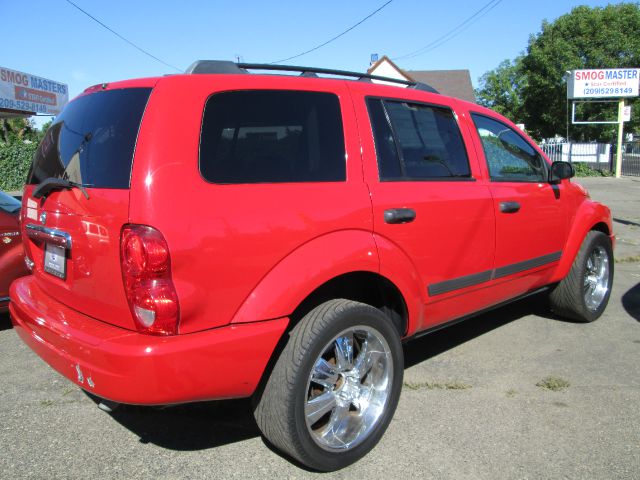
[536,376,570,391]
[506,389,518,397]
[615,255,640,263]
[403,381,471,391]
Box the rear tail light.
[120,225,179,335]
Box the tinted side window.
[200,91,345,184]
[471,114,546,182]
[367,98,471,180]
[28,88,151,188]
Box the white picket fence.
[538,142,640,176]
[539,143,611,164]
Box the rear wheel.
[549,231,613,322]
[253,299,403,471]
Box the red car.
[11,61,614,471]
[0,190,28,312]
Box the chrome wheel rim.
[305,325,393,451]
[584,246,610,311]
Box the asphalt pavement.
[1,176,638,479]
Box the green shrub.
[572,162,613,177]
[0,142,37,191]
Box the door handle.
[384,208,416,224]
[499,201,521,213]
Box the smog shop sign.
[0,66,68,115]
[567,68,639,99]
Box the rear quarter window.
[199,90,346,184]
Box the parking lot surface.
[1,177,638,479]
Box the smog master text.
[0,68,67,95]
[0,66,69,115]
[576,69,639,87]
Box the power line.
[271,1,394,64]
[393,0,503,61]
[63,0,182,72]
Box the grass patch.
[536,376,570,392]
[403,381,471,391]
[615,255,640,264]
[506,389,518,398]
[40,399,55,407]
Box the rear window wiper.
[32,177,92,200]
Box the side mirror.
[549,161,574,184]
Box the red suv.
[1,190,28,311]
[10,61,614,471]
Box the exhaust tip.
[98,399,120,413]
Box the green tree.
[0,117,40,144]
[522,3,640,141]
[477,3,640,142]
[475,57,526,122]
[0,117,49,190]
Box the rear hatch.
[22,86,152,330]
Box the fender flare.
[232,230,380,323]
[373,234,426,336]
[554,200,613,281]
[231,230,425,333]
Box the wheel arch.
[554,201,613,281]
[288,271,409,337]
[231,230,414,336]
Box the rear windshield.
[28,88,151,188]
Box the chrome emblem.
[2,237,10,244]
[40,211,47,225]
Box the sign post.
[616,100,625,178]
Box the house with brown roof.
[367,55,476,103]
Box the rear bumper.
[10,276,288,405]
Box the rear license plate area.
[44,243,67,280]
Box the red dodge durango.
[10,61,614,471]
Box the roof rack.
[184,60,439,94]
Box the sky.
[2,0,621,123]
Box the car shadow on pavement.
[403,293,553,368]
[104,397,261,450]
[89,293,556,456]
[613,217,640,228]
[622,282,640,321]
[0,312,12,331]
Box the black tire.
[253,299,403,471]
[549,231,614,322]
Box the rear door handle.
[499,201,521,213]
[384,208,416,224]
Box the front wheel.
[549,231,614,322]
[253,299,403,471]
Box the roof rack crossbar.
[236,63,416,87]
[184,60,439,94]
